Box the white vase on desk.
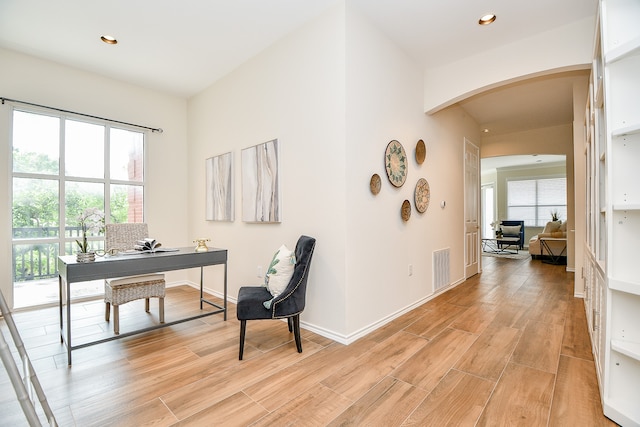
[76,252,96,263]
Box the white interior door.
[464,138,480,278]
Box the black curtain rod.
[1,97,163,133]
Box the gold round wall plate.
[415,139,426,164]
[370,173,381,195]
[401,199,411,221]
[385,140,407,187]
[414,178,430,213]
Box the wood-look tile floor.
[1,256,619,426]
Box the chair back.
[106,223,149,252]
[272,235,316,318]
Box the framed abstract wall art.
[205,151,234,221]
[241,139,281,223]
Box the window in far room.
[11,108,146,308]
[506,177,566,227]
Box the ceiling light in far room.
[478,14,496,25]
[482,128,490,133]
[100,35,118,45]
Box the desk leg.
[199,267,204,310]
[58,276,63,344]
[224,261,227,321]
[66,279,72,365]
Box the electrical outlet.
[257,265,263,278]
[408,264,413,276]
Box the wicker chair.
[104,223,165,334]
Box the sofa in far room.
[529,220,567,259]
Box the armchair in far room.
[500,220,525,249]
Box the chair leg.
[114,305,120,335]
[288,317,293,332]
[293,315,302,353]
[239,320,247,360]
[145,298,150,313]
[105,302,111,321]
[159,297,165,323]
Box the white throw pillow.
[501,225,521,236]
[264,244,296,298]
[542,221,561,234]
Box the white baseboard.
[175,279,466,346]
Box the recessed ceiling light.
[101,35,118,45]
[478,14,497,25]
[482,128,490,133]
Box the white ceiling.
[481,154,566,174]
[0,0,597,137]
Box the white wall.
[187,5,348,336]
[187,4,482,341]
[0,47,190,305]
[423,17,595,113]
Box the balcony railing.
[12,226,101,282]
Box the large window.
[11,108,146,307]
[507,177,566,227]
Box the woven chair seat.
[105,275,165,306]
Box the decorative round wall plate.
[414,178,430,213]
[370,173,381,195]
[401,199,411,221]
[385,140,407,187]
[415,139,426,164]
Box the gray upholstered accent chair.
[104,223,165,334]
[236,235,316,360]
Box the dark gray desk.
[58,247,227,365]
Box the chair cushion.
[501,225,521,236]
[264,244,296,298]
[542,221,562,234]
[237,286,274,320]
[106,273,165,287]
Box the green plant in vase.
[76,208,104,262]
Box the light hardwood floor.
[1,255,618,426]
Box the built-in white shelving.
[584,1,640,425]
[611,340,640,361]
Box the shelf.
[612,204,640,210]
[609,278,640,296]
[612,122,640,137]
[611,339,640,362]
[605,34,640,63]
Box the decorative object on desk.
[242,139,281,223]
[76,252,96,263]
[385,140,407,187]
[134,238,163,252]
[414,178,430,213]
[401,199,411,221]
[75,208,104,262]
[206,151,234,221]
[369,173,381,195]
[193,238,210,252]
[415,139,426,164]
